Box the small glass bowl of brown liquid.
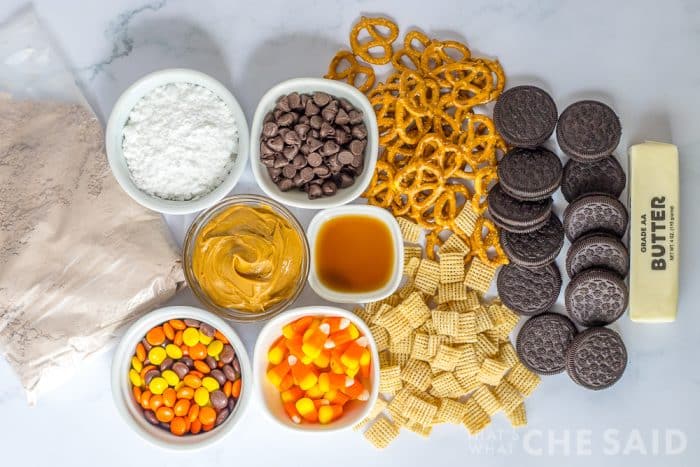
[306,205,403,303]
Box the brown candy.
[260,91,368,198]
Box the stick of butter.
[628,141,680,322]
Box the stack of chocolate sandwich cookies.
[495,90,629,390]
[557,100,629,390]
[493,86,565,323]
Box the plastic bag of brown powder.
[0,8,185,403]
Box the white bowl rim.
[306,205,404,303]
[253,305,380,433]
[105,68,250,215]
[111,305,252,450]
[249,77,378,210]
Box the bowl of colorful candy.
[111,306,252,449]
[253,306,380,432]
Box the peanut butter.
[192,204,305,313]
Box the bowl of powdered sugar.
[106,69,249,214]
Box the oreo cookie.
[500,214,565,268]
[494,86,558,148]
[488,183,552,233]
[565,268,628,327]
[516,312,578,375]
[566,327,627,390]
[556,100,621,162]
[566,233,629,278]
[497,263,562,316]
[497,147,563,201]
[561,156,626,203]
[563,194,629,241]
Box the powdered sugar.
[122,82,239,201]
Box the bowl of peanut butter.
[183,194,310,322]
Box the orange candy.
[189,343,207,360]
[135,343,146,362]
[176,386,194,400]
[194,360,211,374]
[170,417,187,436]
[140,390,152,410]
[146,326,165,346]
[188,404,200,423]
[163,322,175,341]
[149,394,164,411]
[223,380,232,398]
[184,374,202,389]
[156,406,174,423]
[190,419,202,434]
[163,388,177,407]
[174,398,190,417]
[199,406,217,425]
[231,379,242,398]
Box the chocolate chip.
[334,129,350,145]
[335,108,350,125]
[310,129,320,139]
[283,145,299,159]
[262,121,278,137]
[300,166,315,182]
[307,137,323,152]
[350,139,365,156]
[351,152,364,168]
[300,93,309,108]
[282,165,297,179]
[338,172,355,188]
[327,155,342,173]
[322,180,338,196]
[313,92,331,107]
[339,98,354,112]
[276,95,290,112]
[295,124,310,139]
[263,112,274,124]
[283,131,301,146]
[338,150,354,165]
[320,122,335,138]
[260,141,275,156]
[322,140,340,156]
[278,178,294,192]
[261,156,275,167]
[322,104,338,122]
[309,115,323,129]
[287,92,302,110]
[348,109,363,125]
[266,136,284,152]
[273,155,288,168]
[351,124,367,139]
[267,167,282,181]
[313,165,331,178]
[308,152,323,167]
[298,115,310,125]
[277,112,295,127]
[273,109,283,120]
[308,184,323,199]
[300,143,311,155]
[292,154,307,169]
[305,100,320,116]
[293,173,305,187]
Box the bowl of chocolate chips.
[250,78,378,209]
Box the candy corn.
[267,315,373,425]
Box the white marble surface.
[1,0,699,465]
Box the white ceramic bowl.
[105,69,249,215]
[250,78,378,209]
[306,205,404,303]
[253,306,380,432]
[111,306,252,450]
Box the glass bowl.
[183,194,310,322]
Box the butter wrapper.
[628,141,680,322]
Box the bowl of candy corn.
[111,306,252,450]
[254,306,380,432]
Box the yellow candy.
[131,356,143,372]
[129,369,142,387]
[165,344,183,359]
[162,370,180,387]
[194,387,210,406]
[207,340,224,357]
[148,347,167,366]
[183,327,200,347]
[201,376,220,392]
[199,331,214,345]
[149,376,168,395]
